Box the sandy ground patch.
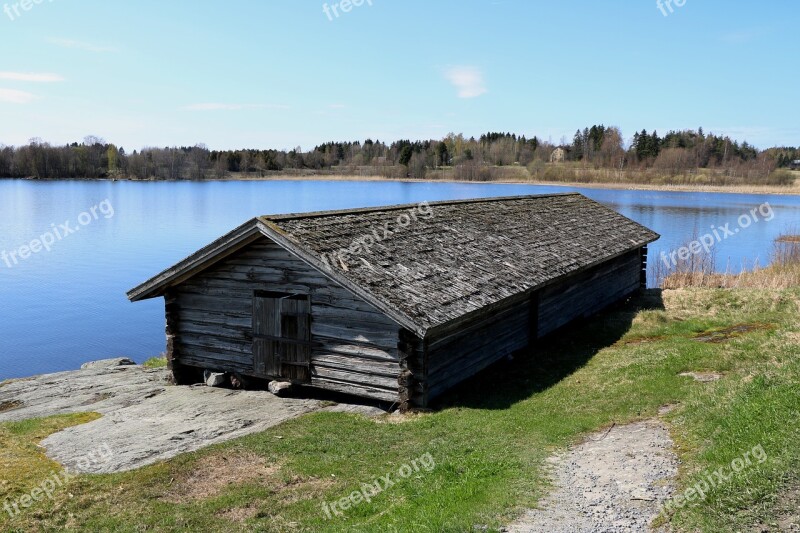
[164,451,279,503]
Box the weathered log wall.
[537,249,642,337]
[424,297,531,402]
[170,238,403,402]
[419,249,643,405]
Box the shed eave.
[126,219,264,302]
[421,234,659,340]
[125,217,426,338]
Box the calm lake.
[2,179,799,380]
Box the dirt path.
[0,360,384,473]
[508,420,678,533]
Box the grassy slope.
[0,288,798,532]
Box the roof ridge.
[262,192,581,221]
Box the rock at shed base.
[268,381,293,397]
[81,358,136,370]
[229,373,251,390]
[204,371,228,388]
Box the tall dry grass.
[658,233,800,289]
[254,163,797,189]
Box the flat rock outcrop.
[0,362,385,473]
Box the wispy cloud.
[183,103,290,111]
[0,88,37,104]
[0,72,64,82]
[48,38,117,53]
[328,103,346,109]
[444,66,487,99]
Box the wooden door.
[253,293,311,382]
[253,294,281,377]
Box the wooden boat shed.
[128,193,659,408]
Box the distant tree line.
[0,129,797,183]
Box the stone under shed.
[128,193,659,409]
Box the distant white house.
[791,159,800,170]
[550,147,566,163]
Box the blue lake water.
[1,179,799,380]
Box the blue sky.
[0,0,797,151]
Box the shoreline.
[5,174,800,196]
[250,175,800,196]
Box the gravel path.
[0,359,384,473]
[508,420,678,533]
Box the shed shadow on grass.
[433,289,665,411]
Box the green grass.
[143,355,168,369]
[0,412,102,520]
[1,288,798,532]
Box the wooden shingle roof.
[129,193,658,338]
[262,193,658,333]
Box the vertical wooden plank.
[280,298,297,379]
[253,295,281,377]
[265,296,281,376]
[295,297,311,382]
[253,339,266,375]
[253,296,266,375]
[278,297,311,383]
